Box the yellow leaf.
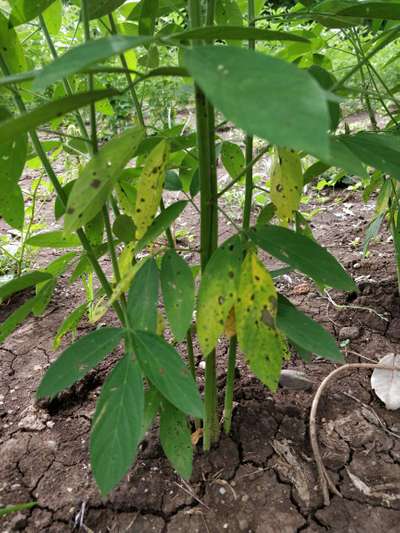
[134,140,170,239]
[270,146,303,226]
[235,250,286,390]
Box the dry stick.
[310,362,400,506]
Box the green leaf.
[37,328,124,399]
[26,230,81,248]
[340,133,400,179]
[221,141,245,180]
[53,303,87,349]
[197,235,244,356]
[134,140,170,239]
[184,46,330,159]
[160,401,193,480]
[33,36,152,90]
[135,200,187,253]
[0,292,38,343]
[173,26,309,43]
[338,1,400,19]
[309,65,340,130]
[64,127,145,233]
[0,182,24,230]
[270,147,303,226]
[0,90,118,144]
[161,250,194,341]
[324,137,367,179]
[277,295,343,362]
[86,0,128,18]
[139,0,159,36]
[249,225,356,291]
[9,0,56,26]
[42,0,62,35]
[85,211,104,246]
[363,213,384,256]
[127,258,159,333]
[32,279,56,317]
[0,12,28,74]
[0,108,28,184]
[113,214,136,243]
[0,271,52,301]
[91,354,144,495]
[235,251,286,391]
[216,0,243,26]
[132,331,203,418]
[140,385,161,439]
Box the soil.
[2,169,400,531]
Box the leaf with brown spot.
[197,235,245,356]
[269,146,303,227]
[134,140,170,239]
[235,250,286,391]
[64,127,144,233]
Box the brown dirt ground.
[2,169,400,532]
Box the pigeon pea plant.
[0,0,399,495]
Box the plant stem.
[108,13,146,130]
[189,0,219,450]
[39,14,92,149]
[223,335,237,434]
[223,0,256,435]
[81,0,98,152]
[243,0,255,230]
[0,53,125,324]
[18,175,42,277]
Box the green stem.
[108,13,146,130]
[39,14,92,149]
[218,145,269,198]
[18,175,42,276]
[189,0,219,450]
[223,336,237,434]
[333,26,400,91]
[81,0,98,152]
[243,0,255,230]
[224,0,256,434]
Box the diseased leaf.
[161,250,194,341]
[277,295,343,362]
[160,401,193,480]
[132,330,204,418]
[134,140,170,239]
[184,46,330,159]
[270,147,303,226]
[371,354,400,410]
[64,127,144,233]
[197,235,245,356]
[249,225,356,291]
[127,258,159,333]
[91,354,144,495]
[235,251,286,391]
[0,90,118,144]
[135,200,187,253]
[37,328,124,398]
